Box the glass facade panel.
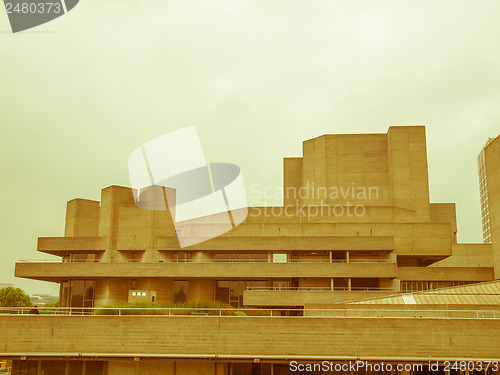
[69,361,83,374]
[61,280,95,309]
[12,360,38,375]
[173,280,188,303]
[85,361,104,375]
[70,280,85,307]
[215,280,268,307]
[213,253,268,262]
[173,252,190,262]
[231,363,252,375]
[273,253,287,263]
[272,280,290,290]
[12,361,104,375]
[40,360,65,375]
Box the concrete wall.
[430,244,494,267]
[243,290,397,306]
[398,267,494,281]
[0,315,498,360]
[387,126,431,222]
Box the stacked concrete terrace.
[15,126,498,309]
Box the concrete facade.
[15,126,498,308]
[5,126,500,374]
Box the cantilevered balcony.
[38,237,107,255]
[15,259,398,281]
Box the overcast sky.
[1,0,499,295]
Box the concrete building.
[2,126,499,375]
[478,137,496,243]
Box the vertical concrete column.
[387,126,431,221]
[65,199,100,237]
[135,278,173,303]
[94,278,133,307]
[188,252,213,302]
[347,278,352,291]
[283,157,304,206]
[145,186,177,262]
[97,186,122,261]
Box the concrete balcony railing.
[1,306,499,319]
[243,289,399,306]
[15,260,398,281]
[398,267,495,281]
[157,235,394,251]
[19,258,396,264]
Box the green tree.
[0,287,32,307]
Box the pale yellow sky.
[1,0,499,295]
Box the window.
[213,253,267,262]
[215,280,267,307]
[12,360,38,375]
[173,252,190,263]
[85,361,104,375]
[272,280,289,290]
[173,281,188,303]
[68,362,83,375]
[41,360,65,375]
[64,254,97,263]
[273,253,287,263]
[67,280,94,309]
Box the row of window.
[11,360,104,375]
[400,280,474,293]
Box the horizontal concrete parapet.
[398,267,495,281]
[243,290,397,306]
[157,235,394,251]
[0,315,498,360]
[37,237,108,255]
[15,261,398,281]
